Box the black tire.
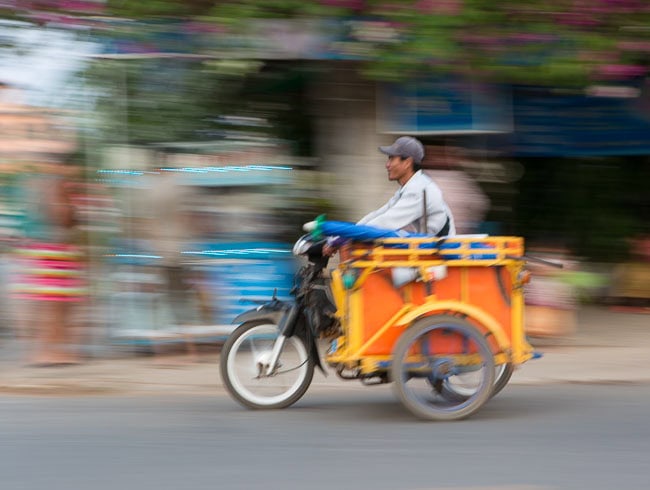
[491,362,514,398]
[440,361,515,401]
[220,320,315,409]
[391,315,495,421]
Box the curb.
[0,383,119,396]
[3,374,650,397]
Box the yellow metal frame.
[325,236,534,375]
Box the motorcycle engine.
[306,285,341,339]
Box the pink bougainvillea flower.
[618,41,650,52]
[415,0,462,15]
[597,63,647,78]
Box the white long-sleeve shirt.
[357,170,456,236]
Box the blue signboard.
[190,242,296,325]
[377,79,511,135]
[512,87,650,156]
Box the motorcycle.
[220,220,557,419]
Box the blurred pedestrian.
[140,154,201,359]
[12,162,86,366]
[0,173,22,336]
[422,145,490,235]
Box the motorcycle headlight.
[292,235,313,256]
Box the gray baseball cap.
[379,136,425,163]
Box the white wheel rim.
[226,324,309,406]
[444,363,507,397]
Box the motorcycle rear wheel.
[220,320,314,409]
[438,362,515,402]
[391,315,495,421]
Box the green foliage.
[82,55,318,157]
[84,58,236,145]
[514,157,650,262]
[105,0,215,19]
[4,0,650,86]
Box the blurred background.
[1,0,649,362]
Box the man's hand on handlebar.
[323,236,349,257]
[323,243,337,257]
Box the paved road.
[3,383,650,490]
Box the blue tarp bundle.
[311,220,440,250]
[316,220,426,241]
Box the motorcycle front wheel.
[220,320,315,409]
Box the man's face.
[385,155,411,182]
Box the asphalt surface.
[2,384,650,490]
